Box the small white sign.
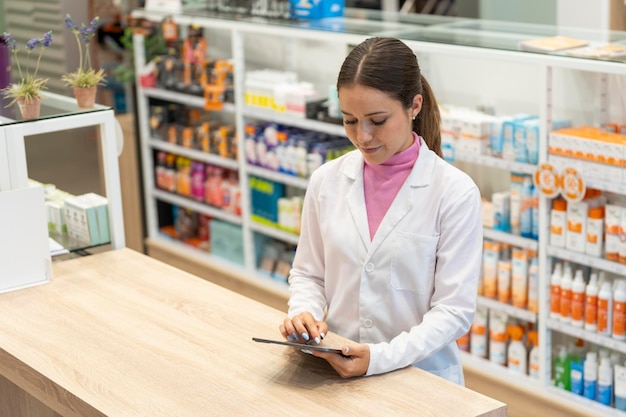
[145,0,183,13]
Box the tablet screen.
[252,337,343,354]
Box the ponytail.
[414,74,442,158]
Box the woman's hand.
[280,312,328,344]
[311,342,370,378]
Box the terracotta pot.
[17,96,42,120]
[73,86,98,109]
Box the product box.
[210,219,244,266]
[290,0,344,20]
[249,176,286,225]
[63,193,110,245]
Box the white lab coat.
[288,138,483,384]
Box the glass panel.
[180,6,626,64]
[0,90,112,126]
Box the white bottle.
[520,176,533,239]
[550,198,567,247]
[527,256,539,313]
[527,330,540,379]
[613,279,626,340]
[598,280,614,336]
[507,325,527,374]
[585,272,599,331]
[583,351,597,401]
[560,263,573,323]
[598,356,614,406]
[585,206,605,257]
[571,270,586,327]
[550,263,562,319]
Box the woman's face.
[339,84,422,165]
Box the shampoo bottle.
[585,272,599,331]
[506,325,527,374]
[571,270,586,327]
[554,345,571,391]
[613,279,626,340]
[560,263,573,323]
[550,263,563,319]
[527,330,540,378]
[583,351,598,400]
[598,280,614,336]
[598,356,613,406]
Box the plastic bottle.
[554,345,571,391]
[527,255,539,313]
[520,176,533,239]
[571,270,586,327]
[497,258,512,304]
[585,206,605,257]
[507,325,527,374]
[531,183,540,241]
[527,330,540,379]
[560,263,573,323]
[613,279,626,340]
[550,198,567,247]
[598,280,614,336]
[511,248,528,308]
[470,305,488,358]
[598,356,613,406]
[583,351,597,400]
[550,263,563,319]
[585,272,599,331]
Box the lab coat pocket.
[390,232,438,294]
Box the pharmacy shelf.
[148,235,289,294]
[547,245,626,276]
[243,106,346,137]
[149,139,239,170]
[476,295,537,323]
[152,189,242,225]
[547,318,626,354]
[483,228,539,251]
[143,87,236,113]
[460,352,538,389]
[546,386,625,417]
[246,165,309,189]
[250,220,300,245]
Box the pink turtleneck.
[364,133,421,240]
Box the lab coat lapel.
[344,153,372,251]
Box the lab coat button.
[365,263,374,272]
[363,319,373,328]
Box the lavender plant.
[1,31,53,104]
[61,14,106,88]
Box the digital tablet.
[252,337,344,354]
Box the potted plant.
[1,31,53,119]
[61,14,106,109]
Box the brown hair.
[337,37,442,157]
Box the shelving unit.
[131,6,626,414]
[0,91,125,291]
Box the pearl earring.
[412,116,416,120]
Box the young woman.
[279,37,482,385]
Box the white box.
[0,186,52,293]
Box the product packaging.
[470,305,489,358]
[598,356,613,406]
[583,351,598,400]
[615,363,626,411]
[585,272,599,331]
[597,280,613,336]
[550,262,563,319]
[613,279,626,340]
[560,263,573,323]
[489,310,508,366]
[571,270,586,327]
[550,198,567,247]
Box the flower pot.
[17,96,42,120]
[73,86,98,109]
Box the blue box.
[249,176,285,224]
[290,0,344,20]
[210,220,244,266]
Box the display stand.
[0,90,126,292]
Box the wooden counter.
[0,248,506,417]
